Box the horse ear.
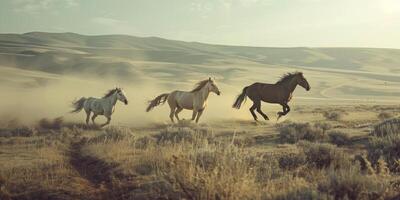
[209,77,211,81]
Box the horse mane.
[190,79,210,93]
[275,72,302,84]
[103,88,120,98]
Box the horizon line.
[1,31,399,50]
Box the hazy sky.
[0,0,399,48]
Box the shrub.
[161,144,262,200]
[279,123,325,144]
[367,134,400,172]
[195,150,219,171]
[328,131,351,146]
[155,127,212,144]
[272,187,323,200]
[60,126,83,139]
[89,126,134,143]
[314,122,332,134]
[38,117,64,130]
[135,136,156,149]
[0,126,38,137]
[232,136,255,147]
[323,111,344,121]
[318,166,390,200]
[278,152,306,170]
[300,142,350,169]
[371,118,400,137]
[11,126,38,137]
[378,112,394,121]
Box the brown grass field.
[1,105,400,200]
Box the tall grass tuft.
[372,118,400,137]
[367,134,400,172]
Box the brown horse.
[232,72,310,121]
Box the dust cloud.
[0,75,268,127]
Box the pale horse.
[146,78,221,123]
[71,88,128,127]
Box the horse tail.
[146,93,169,112]
[232,86,249,109]
[70,97,87,113]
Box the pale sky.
[0,0,399,48]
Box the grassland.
[1,105,400,200]
[1,32,400,199]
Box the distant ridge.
[2,31,399,50]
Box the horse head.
[207,77,221,95]
[115,88,129,105]
[296,73,310,91]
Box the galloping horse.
[71,88,128,127]
[146,78,221,123]
[233,72,310,121]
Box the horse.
[232,72,310,121]
[70,88,128,127]
[146,78,221,123]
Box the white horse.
[146,78,221,123]
[71,88,128,127]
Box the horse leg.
[284,104,291,115]
[195,109,204,123]
[191,110,198,121]
[169,107,176,123]
[101,116,111,127]
[278,104,290,115]
[91,114,98,124]
[249,101,258,121]
[277,103,290,120]
[85,110,91,125]
[277,105,285,116]
[255,101,269,120]
[175,107,183,121]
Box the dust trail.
[0,75,254,126]
[1,71,397,127]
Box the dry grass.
[1,106,400,199]
[377,112,394,121]
[0,133,76,199]
[76,126,400,199]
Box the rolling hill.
[1,32,400,75]
[0,32,399,104]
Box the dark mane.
[103,88,120,98]
[275,72,302,84]
[190,79,210,93]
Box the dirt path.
[68,139,116,200]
